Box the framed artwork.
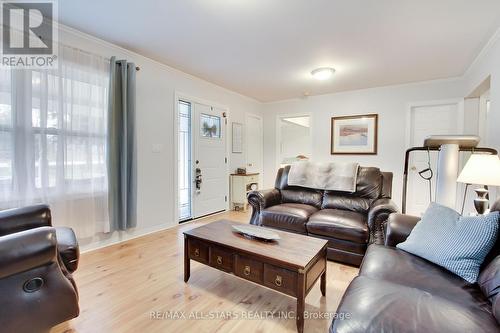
[232,122,243,153]
[331,114,378,155]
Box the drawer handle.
[194,248,200,257]
[243,265,251,276]
[216,256,223,265]
[275,275,282,287]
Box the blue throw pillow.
[397,203,499,283]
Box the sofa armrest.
[0,226,58,279]
[247,189,281,225]
[0,204,52,236]
[367,198,399,245]
[385,213,421,247]
[56,227,80,273]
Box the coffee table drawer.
[188,239,209,264]
[210,246,233,272]
[234,255,263,283]
[263,264,297,297]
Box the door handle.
[195,167,202,190]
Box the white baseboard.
[80,210,228,253]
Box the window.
[200,113,221,138]
[178,100,192,220]
[0,47,109,208]
[0,69,12,187]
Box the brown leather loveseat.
[330,200,500,333]
[248,165,398,266]
[0,205,80,333]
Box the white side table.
[230,173,259,211]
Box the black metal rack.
[401,147,498,213]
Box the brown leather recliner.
[330,200,500,333]
[248,165,398,266]
[0,205,80,333]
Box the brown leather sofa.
[330,200,500,333]
[248,165,398,266]
[0,205,80,333]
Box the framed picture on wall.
[331,114,378,155]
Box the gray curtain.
[107,56,137,231]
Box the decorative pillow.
[397,203,499,283]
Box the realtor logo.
[1,0,58,68]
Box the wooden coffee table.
[183,220,328,333]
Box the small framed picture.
[331,114,378,155]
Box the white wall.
[57,26,262,251]
[262,79,465,208]
[463,28,500,201]
[463,29,500,152]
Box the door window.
[200,113,221,138]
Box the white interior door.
[407,102,462,216]
[245,114,263,174]
[193,103,228,218]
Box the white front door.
[192,103,228,218]
[407,102,462,216]
[245,114,263,174]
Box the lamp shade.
[457,154,500,186]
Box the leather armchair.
[0,204,52,235]
[248,166,399,266]
[0,205,80,333]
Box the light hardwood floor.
[52,211,358,333]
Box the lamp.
[311,67,335,80]
[457,153,500,214]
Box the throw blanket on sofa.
[288,161,359,192]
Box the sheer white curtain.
[0,45,110,238]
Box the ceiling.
[57,1,500,102]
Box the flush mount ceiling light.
[311,67,335,80]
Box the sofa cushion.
[261,203,318,234]
[281,188,323,208]
[331,276,500,333]
[397,203,499,283]
[320,167,382,214]
[307,209,369,243]
[354,167,383,199]
[321,194,372,213]
[360,245,489,303]
[479,256,500,303]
